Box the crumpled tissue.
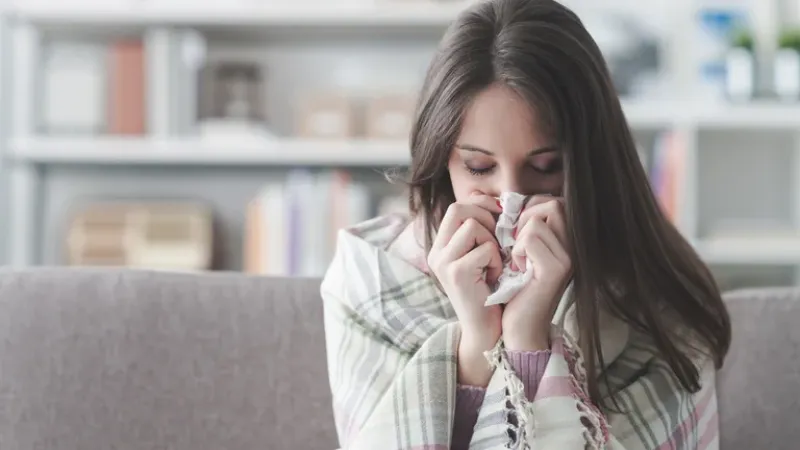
[485,192,534,306]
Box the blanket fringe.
[484,340,534,449]
[560,330,610,448]
[484,331,610,450]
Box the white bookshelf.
[3,0,800,288]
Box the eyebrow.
[455,144,559,156]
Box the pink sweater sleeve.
[451,350,551,450]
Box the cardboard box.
[67,202,214,271]
[364,93,417,139]
[295,93,356,138]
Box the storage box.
[294,93,355,138]
[67,203,214,271]
[364,93,417,139]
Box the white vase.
[774,48,800,101]
[725,47,755,102]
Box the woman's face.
[448,83,564,200]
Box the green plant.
[730,28,754,51]
[778,28,800,51]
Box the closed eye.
[531,159,563,175]
[464,164,495,176]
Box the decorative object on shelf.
[364,93,417,139]
[197,60,270,138]
[66,202,214,271]
[696,7,749,100]
[109,39,147,135]
[295,92,356,139]
[774,28,800,101]
[725,27,755,102]
[40,42,106,134]
[583,14,661,98]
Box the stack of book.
[244,170,374,276]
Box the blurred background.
[0,0,799,291]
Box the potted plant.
[725,27,755,102]
[774,28,800,101]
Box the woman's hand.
[502,195,573,352]
[427,193,503,386]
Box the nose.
[480,179,525,198]
[496,171,526,196]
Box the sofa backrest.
[0,268,336,450]
[0,268,798,450]
[716,287,800,450]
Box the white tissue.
[485,192,534,306]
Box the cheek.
[526,172,565,196]
[545,173,565,195]
[551,172,564,196]
[447,161,482,201]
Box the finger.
[455,240,503,285]
[431,203,496,252]
[439,218,497,264]
[518,197,568,247]
[517,218,570,267]
[524,194,563,209]
[467,192,503,215]
[511,234,560,281]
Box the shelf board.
[10,1,470,28]
[694,101,800,129]
[10,137,411,166]
[622,99,800,130]
[11,102,800,167]
[621,100,680,129]
[695,237,800,265]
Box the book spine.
[109,39,146,135]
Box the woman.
[321,0,731,448]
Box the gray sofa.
[0,268,797,449]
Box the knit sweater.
[452,350,551,449]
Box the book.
[108,39,146,135]
[40,42,106,133]
[651,130,685,224]
[244,170,374,276]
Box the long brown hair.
[406,0,730,404]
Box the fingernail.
[510,261,518,271]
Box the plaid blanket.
[321,215,719,450]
